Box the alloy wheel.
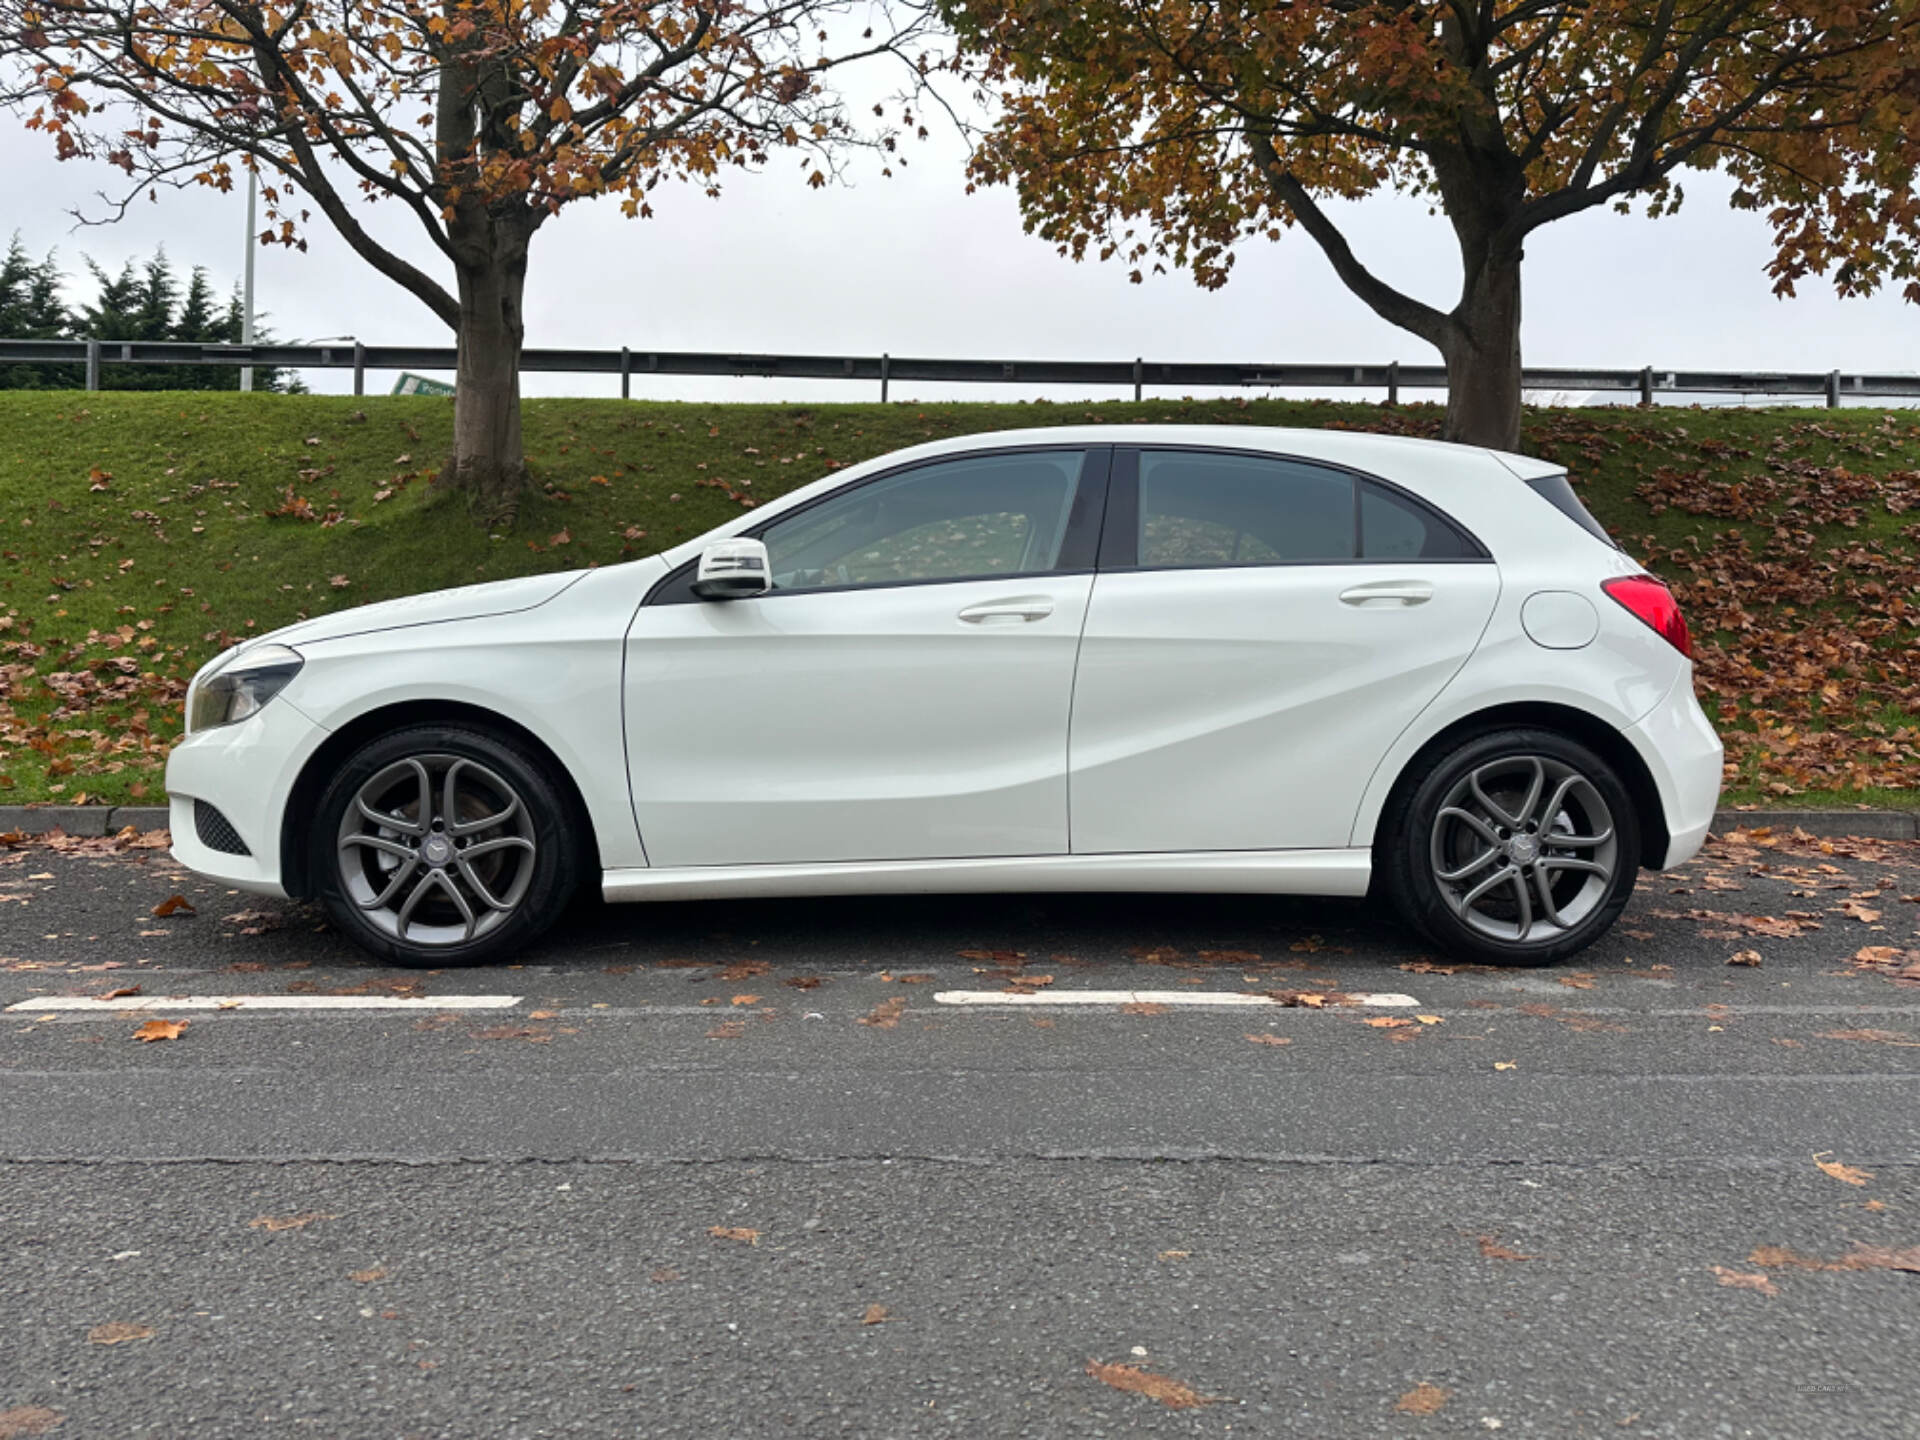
[335,753,537,947]
[1427,753,1618,944]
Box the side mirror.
[690,538,771,601]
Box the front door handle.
[958,596,1055,624]
[1339,580,1434,607]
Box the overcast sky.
[3,90,1915,404]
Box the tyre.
[1380,727,1640,967]
[312,724,583,968]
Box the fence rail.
[4,337,1917,407]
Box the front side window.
[762,450,1085,591]
[1138,451,1355,566]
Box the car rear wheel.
[312,724,582,968]
[1382,727,1640,966]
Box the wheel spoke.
[340,833,415,862]
[449,794,518,837]
[461,835,534,861]
[1456,865,1513,915]
[359,855,418,911]
[457,857,510,911]
[1547,826,1613,849]
[1508,867,1533,938]
[1437,847,1499,884]
[1540,856,1610,879]
[1536,775,1578,834]
[436,869,478,941]
[356,795,425,836]
[1438,806,1500,846]
[394,867,435,939]
[1533,865,1566,928]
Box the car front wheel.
[312,724,582,968]
[1382,727,1641,966]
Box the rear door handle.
[1339,580,1433,607]
[958,596,1055,624]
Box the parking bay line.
[5,995,521,1013]
[933,989,1419,1009]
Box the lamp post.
[239,166,257,393]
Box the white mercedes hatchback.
[167,426,1722,968]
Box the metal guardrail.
[3,337,1916,406]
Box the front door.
[625,446,1108,868]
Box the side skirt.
[601,849,1372,903]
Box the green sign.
[392,371,455,397]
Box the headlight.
[188,644,304,733]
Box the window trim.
[644,443,1113,606]
[1098,444,1491,572]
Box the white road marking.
[933,989,1419,1009]
[5,995,521,1013]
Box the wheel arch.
[1366,701,1670,871]
[279,699,602,899]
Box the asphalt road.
[1,828,1917,1438]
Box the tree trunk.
[1441,247,1524,452]
[441,229,530,518]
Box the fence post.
[352,341,365,397]
[1826,370,1840,409]
[620,346,631,401]
[880,352,890,404]
[1386,361,1400,407]
[85,338,100,392]
[1132,356,1143,403]
[1638,366,1654,407]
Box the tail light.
[1601,574,1692,658]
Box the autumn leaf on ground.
[132,1019,186,1043]
[1415,1014,1443,1025]
[729,994,761,1006]
[1198,949,1261,962]
[99,985,141,999]
[1477,1235,1537,1261]
[1710,1265,1779,1296]
[705,1020,745,1040]
[473,1025,552,1043]
[1245,1033,1291,1046]
[249,1212,336,1232]
[858,996,906,1028]
[1365,1016,1415,1029]
[1493,1061,1517,1071]
[349,1268,386,1283]
[151,894,194,917]
[1727,949,1763,967]
[1557,972,1596,989]
[0,1405,64,1438]
[707,1226,759,1245]
[1122,1001,1170,1016]
[784,975,824,990]
[86,1322,152,1346]
[1813,1153,1874,1186]
[1084,1359,1212,1410]
[860,1305,890,1325]
[1394,1383,1451,1415]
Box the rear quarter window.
[1525,474,1618,549]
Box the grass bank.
[0,391,1915,809]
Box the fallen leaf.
[0,1406,63,1438]
[705,1020,745,1040]
[99,985,141,999]
[132,1019,186,1043]
[349,1268,386,1283]
[1244,1033,1291,1046]
[473,1025,551,1042]
[1198,949,1260,962]
[1084,1359,1211,1410]
[730,994,761,1006]
[1394,1383,1451,1416]
[1493,1061,1517,1071]
[859,996,907,1029]
[1365,1016,1415,1029]
[784,975,824,990]
[248,1212,335,1232]
[1727,949,1764,967]
[1710,1266,1779,1296]
[1813,1153,1874,1186]
[1415,1014,1443,1025]
[528,1009,557,1020]
[1122,1001,1170,1016]
[1477,1235,1536,1261]
[707,1226,759,1245]
[1557,973,1596,989]
[85,1322,152,1346]
[860,1304,890,1325]
[1156,1249,1191,1261]
[151,894,194,917]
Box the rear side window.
[1138,451,1354,565]
[1525,473,1617,549]
[1359,481,1480,559]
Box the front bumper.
[165,697,329,897]
[1624,671,1723,869]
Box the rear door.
[1067,447,1500,853]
